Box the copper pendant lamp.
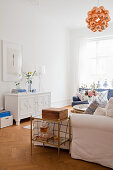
[86,2,111,32]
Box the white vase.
[16,85,20,90]
[28,80,32,92]
[92,95,96,101]
[88,97,92,105]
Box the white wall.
[70,24,113,95]
[0,0,71,109]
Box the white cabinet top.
[5,91,51,96]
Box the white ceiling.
[36,0,113,29]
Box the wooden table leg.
[69,116,71,152]
[31,116,32,155]
[58,120,60,157]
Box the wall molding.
[51,99,71,108]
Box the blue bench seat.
[72,88,113,107]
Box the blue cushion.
[108,89,113,100]
[72,100,88,107]
[0,111,11,118]
[73,96,80,101]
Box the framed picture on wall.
[2,40,22,81]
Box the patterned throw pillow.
[84,100,99,115]
[96,91,108,106]
[76,91,88,101]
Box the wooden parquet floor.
[0,107,110,170]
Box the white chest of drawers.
[5,92,51,125]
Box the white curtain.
[78,37,113,88]
[78,38,92,87]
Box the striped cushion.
[84,100,99,115]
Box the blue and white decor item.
[11,89,26,94]
[0,110,13,128]
[103,80,108,88]
[97,81,101,88]
[0,110,11,118]
[111,79,113,88]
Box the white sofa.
[70,113,113,169]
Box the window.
[79,37,113,87]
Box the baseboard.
[51,99,72,108]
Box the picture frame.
[2,40,22,81]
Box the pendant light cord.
[97,0,99,6]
